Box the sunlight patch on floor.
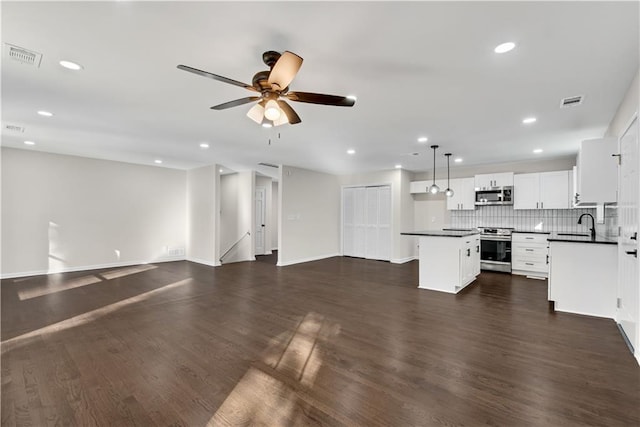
[1,278,193,353]
[18,274,103,300]
[98,264,157,280]
[208,312,342,426]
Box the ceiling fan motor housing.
[262,51,281,68]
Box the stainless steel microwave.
[475,186,513,206]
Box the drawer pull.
[525,237,534,240]
[525,262,534,266]
[525,249,533,251]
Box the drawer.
[512,245,548,258]
[512,233,549,244]
[512,259,548,273]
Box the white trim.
[276,253,340,267]
[186,257,221,267]
[0,257,185,279]
[390,256,417,264]
[554,306,615,320]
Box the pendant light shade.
[444,153,454,197]
[428,145,440,194]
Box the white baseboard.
[391,256,417,264]
[0,257,186,280]
[276,252,340,267]
[186,257,221,267]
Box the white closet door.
[377,186,392,261]
[354,187,367,258]
[342,188,355,257]
[365,187,380,259]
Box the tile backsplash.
[450,205,618,237]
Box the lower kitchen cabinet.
[512,232,549,277]
[417,234,480,293]
[548,241,618,318]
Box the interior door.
[618,114,639,356]
[377,186,391,261]
[254,187,266,255]
[342,188,355,257]
[365,187,380,259]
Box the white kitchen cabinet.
[446,177,476,210]
[415,233,481,293]
[575,137,618,205]
[548,241,617,318]
[410,179,446,194]
[512,232,549,277]
[513,171,570,210]
[474,172,513,190]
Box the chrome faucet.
[578,213,596,240]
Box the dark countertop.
[547,232,617,245]
[401,230,480,238]
[512,230,551,234]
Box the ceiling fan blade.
[267,51,303,91]
[177,65,257,92]
[286,91,355,107]
[211,97,261,110]
[277,100,302,125]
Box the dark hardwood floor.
[2,258,638,426]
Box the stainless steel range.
[479,227,512,273]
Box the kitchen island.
[401,230,481,293]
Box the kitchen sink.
[557,233,589,237]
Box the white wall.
[278,166,340,266]
[271,181,279,251]
[1,148,186,278]
[256,175,273,255]
[219,172,254,263]
[606,68,639,138]
[187,165,219,266]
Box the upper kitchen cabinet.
[474,172,513,190]
[446,177,476,210]
[574,137,618,205]
[410,179,446,194]
[514,171,570,210]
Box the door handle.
[626,250,637,257]
[262,224,265,227]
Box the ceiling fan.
[177,50,355,126]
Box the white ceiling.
[2,1,638,178]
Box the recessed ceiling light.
[154,159,163,164]
[37,110,53,117]
[347,149,356,155]
[522,117,537,124]
[454,158,463,163]
[418,137,428,143]
[494,42,516,53]
[24,140,35,145]
[395,164,402,169]
[59,60,83,70]
[347,95,357,101]
[533,148,543,154]
[262,123,273,128]
[199,143,209,149]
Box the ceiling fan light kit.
[178,50,355,126]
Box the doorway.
[255,186,267,256]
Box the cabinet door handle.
[467,248,471,257]
[626,250,637,258]
[546,254,549,264]
[541,202,543,209]
[476,245,479,252]
[536,202,539,209]
[631,232,637,240]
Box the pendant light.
[444,153,454,197]
[428,145,440,194]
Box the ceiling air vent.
[4,43,42,67]
[4,124,25,133]
[258,162,279,168]
[560,95,583,108]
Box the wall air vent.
[560,95,583,108]
[4,124,25,133]
[4,43,42,67]
[258,162,279,168]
